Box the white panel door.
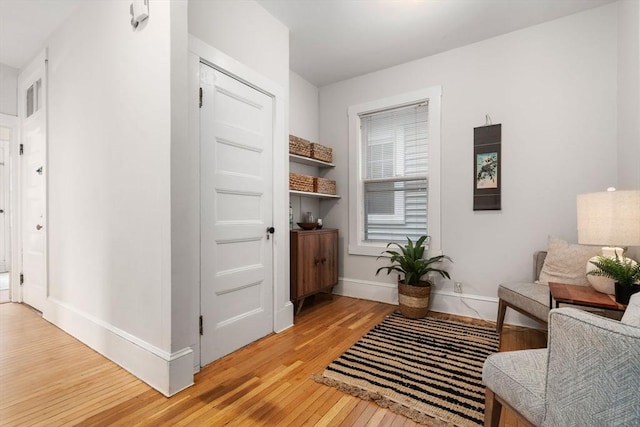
[200,63,274,366]
[19,53,47,312]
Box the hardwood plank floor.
[0,295,546,426]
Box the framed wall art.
[473,124,501,210]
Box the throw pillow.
[621,292,640,326]
[537,236,601,286]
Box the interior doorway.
[0,121,15,304]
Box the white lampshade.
[577,190,640,247]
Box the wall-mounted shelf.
[289,154,335,168]
[289,190,341,200]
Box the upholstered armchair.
[483,293,640,426]
[496,237,603,335]
[496,251,549,334]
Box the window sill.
[348,242,442,257]
[348,243,389,257]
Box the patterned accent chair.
[496,251,549,334]
[482,293,640,427]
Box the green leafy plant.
[375,236,452,287]
[588,254,640,287]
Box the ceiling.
[0,0,616,85]
[257,0,616,86]
[0,0,83,70]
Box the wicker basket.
[311,143,333,163]
[289,135,312,157]
[314,177,336,195]
[289,173,314,192]
[398,281,431,319]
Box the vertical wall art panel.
[473,124,501,210]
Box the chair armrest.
[533,251,547,282]
[543,308,640,426]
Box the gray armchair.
[483,293,640,426]
[496,251,549,334]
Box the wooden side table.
[549,282,627,311]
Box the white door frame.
[0,113,19,302]
[188,35,293,369]
[0,139,11,273]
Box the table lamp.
[577,189,640,294]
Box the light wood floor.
[0,295,546,426]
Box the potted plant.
[376,235,452,318]
[588,253,640,304]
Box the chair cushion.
[621,292,640,326]
[498,282,550,322]
[483,348,547,426]
[537,236,600,286]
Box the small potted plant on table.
[376,236,452,319]
[588,253,640,304]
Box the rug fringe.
[312,373,456,426]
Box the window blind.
[360,103,429,242]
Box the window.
[348,87,442,257]
[25,79,42,118]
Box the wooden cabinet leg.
[295,297,306,315]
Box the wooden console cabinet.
[290,228,338,314]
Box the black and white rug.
[314,313,499,426]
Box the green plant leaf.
[375,235,452,286]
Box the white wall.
[43,1,191,396]
[319,4,619,323]
[290,71,319,142]
[0,63,18,116]
[169,0,194,391]
[289,70,322,224]
[188,0,289,90]
[617,0,640,190]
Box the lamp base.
[586,247,636,295]
[586,257,616,295]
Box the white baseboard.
[275,301,294,332]
[336,277,545,329]
[44,298,194,396]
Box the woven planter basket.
[398,280,432,319]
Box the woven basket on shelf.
[289,173,314,192]
[289,135,312,157]
[311,143,333,163]
[314,177,336,195]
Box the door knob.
[36,224,43,230]
[266,226,275,240]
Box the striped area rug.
[314,313,499,426]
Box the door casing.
[0,113,19,301]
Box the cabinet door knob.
[314,258,320,265]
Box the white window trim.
[347,86,442,257]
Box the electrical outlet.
[454,282,463,293]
